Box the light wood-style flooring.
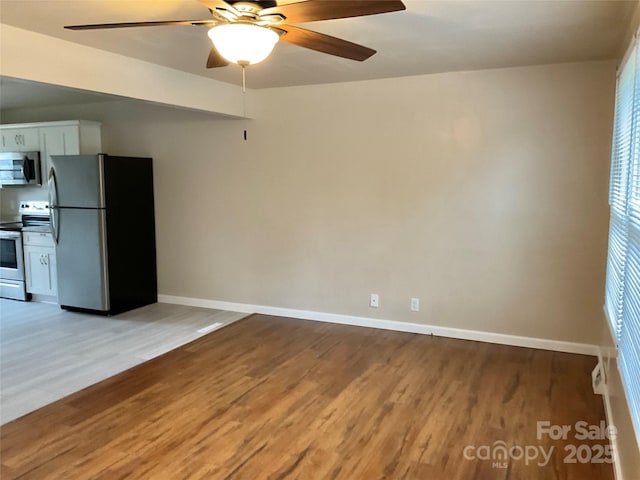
[1,314,612,479]
[0,299,248,424]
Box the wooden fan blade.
[207,48,229,68]
[260,0,405,24]
[278,25,375,61]
[65,20,216,30]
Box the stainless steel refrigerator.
[49,154,157,314]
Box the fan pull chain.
[237,60,249,94]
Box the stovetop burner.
[0,200,50,232]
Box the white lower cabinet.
[23,232,57,297]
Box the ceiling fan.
[65,0,406,69]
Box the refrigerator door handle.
[49,167,60,244]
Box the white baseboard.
[598,352,625,480]
[30,294,58,304]
[158,294,599,356]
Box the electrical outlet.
[411,297,420,312]
[370,293,379,308]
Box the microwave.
[0,151,41,186]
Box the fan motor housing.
[230,1,277,12]
[225,1,283,23]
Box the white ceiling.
[0,77,116,110]
[0,0,636,91]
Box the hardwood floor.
[1,315,612,479]
[0,300,248,424]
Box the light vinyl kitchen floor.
[0,299,248,424]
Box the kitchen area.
[0,116,246,424]
[0,120,158,313]
[1,120,102,304]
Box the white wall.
[2,60,616,347]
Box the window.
[605,37,640,443]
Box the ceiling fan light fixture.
[208,24,279,65]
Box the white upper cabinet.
[0,121,102,188]
[40,122,101,185]
[1,128,40,152]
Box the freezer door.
[56,208,110,311]
[50,154,106,208]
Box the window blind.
[605,212,628,339]
[620,223,640,436]
[609,47,634,216]
[606,42,635,339]
[605,36,640,444]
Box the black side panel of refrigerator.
[103,155,157,314]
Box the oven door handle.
[48,167,60,244]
